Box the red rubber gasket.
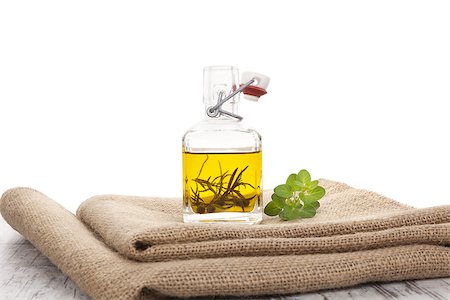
[240,85,267,97]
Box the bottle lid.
[241,72,270,101]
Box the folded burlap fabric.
[76,179,450,262]
[1,181,449,299]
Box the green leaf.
[271,193,286,207]
[301,186,326,201]
[306,180,319,190]
[264,201,282,216]
[279,205,302,221]
[303,200,320,209]
[286,174,303,190]
[297,169,311,184]
[299,192,307,201]
[274,184,293,199]
[298,207,317,218]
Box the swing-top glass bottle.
[182,66,263,224]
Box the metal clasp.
[206,78,255,120]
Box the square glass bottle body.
[182,119,263,224]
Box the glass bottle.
[182,66,263,224]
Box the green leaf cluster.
[264,169,326,221]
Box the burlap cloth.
[1,180,449,299]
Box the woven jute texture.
[76,179,450,262]
[1,180,449,299]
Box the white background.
[1,1,449,212]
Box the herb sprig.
[264,169,325,221]
[189,155,257,213]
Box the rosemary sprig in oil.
[189,155,257,213]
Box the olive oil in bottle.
[183,151,262,214]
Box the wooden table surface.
[1,217,449,300]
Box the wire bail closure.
[206,78,256,120]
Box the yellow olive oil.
[183,151,262,214]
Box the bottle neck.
[203,66,240,120]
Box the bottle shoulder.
[183,119,260,138]
[182,119,261,153]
